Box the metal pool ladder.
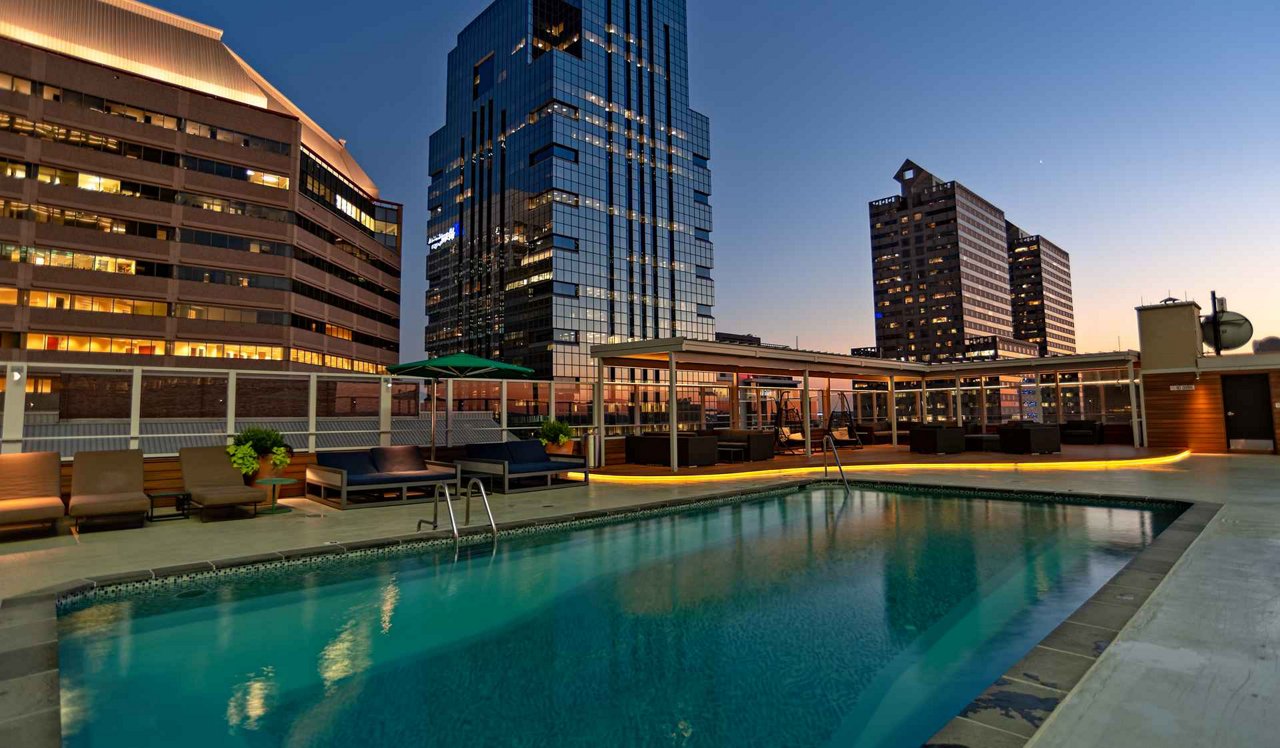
[823,434,853,496]
[417,479,498,540]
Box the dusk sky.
[155,0,1280,357]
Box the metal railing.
[822,434,852,496]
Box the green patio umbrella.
[388,353,535,458]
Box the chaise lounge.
[178,446,265,520]
[0,452,65,534]
[460,439,589,493]
[68,449,150,528]
[306,446,461,509]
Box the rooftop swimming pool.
[58,484,1180,747]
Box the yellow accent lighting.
[570,450,1193,485]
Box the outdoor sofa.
[0,451,65,533]
[306,446,461,509]
[998,422,1062,455]
[178,446,265,520]
[461,439,589,492]
[1060,420,1105,445]
[68,449,150,528]
[625,434,716,468]
[854,421,908,445]
[909,424,966,455]
[700,429,777,461]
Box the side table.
[254,477,297,515]
[146,491,191,522]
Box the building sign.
[1169,384,1197,392]
[428,224,460,251]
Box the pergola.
[590,338,1143,472]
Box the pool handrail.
[823,435,853,496]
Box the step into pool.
[59,484,1181,747]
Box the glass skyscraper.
[426,0,715,381]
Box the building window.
[694,228,711,242]
[28,290,166,316]
[696,304,714,318]
[529,144,579,165]
[173,341,283,361]
[553,328,580,344]
[532,0,582,59]
[695,265,712,280]
[473,56,495,99]
[693,190,711,205]
[693,154,710,170]
[26,333,164,355]
[553,281,579,298]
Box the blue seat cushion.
[371,446,425,473]
[506,460,580,475]
[388,467,455,482]
[345,471,401,486]
[317,451,378,476]
[506,439,550,464]
[466,442,509,461]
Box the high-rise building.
[867,160,1074,361]
[1007,223,1075,356]
[426,0,715,381]
[0,0,402,373]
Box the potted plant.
[538,419,577,455]
[227,427,292,484]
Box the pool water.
[59,485,1179,747]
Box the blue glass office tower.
[426,0,715,381]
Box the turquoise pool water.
[59,485,1179,747]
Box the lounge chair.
[0,452,65,533]
[68,449,150,528]
[306,446,460,509]
[459,439,589,493]
[178,446,265,520]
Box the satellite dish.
[1201,311,1254,351]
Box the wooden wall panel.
[1144,372,1226,452]
[58,453,318,502]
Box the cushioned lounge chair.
[0,451,65,533]
[459,439,588,493]
[69,449,150,528]
[179,446,264,520]
[306,446,460,509]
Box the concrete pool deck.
[1,454,1277,747]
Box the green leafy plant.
[538,419,574,447]
[226,428,292,476]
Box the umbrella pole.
[430,378,437,461]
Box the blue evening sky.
[153,0,1280,357]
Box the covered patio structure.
[590,338,1145,472]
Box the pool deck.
[1,452,1278,747]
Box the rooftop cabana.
[590,338,1144,472]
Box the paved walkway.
[2,454,1277,747]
